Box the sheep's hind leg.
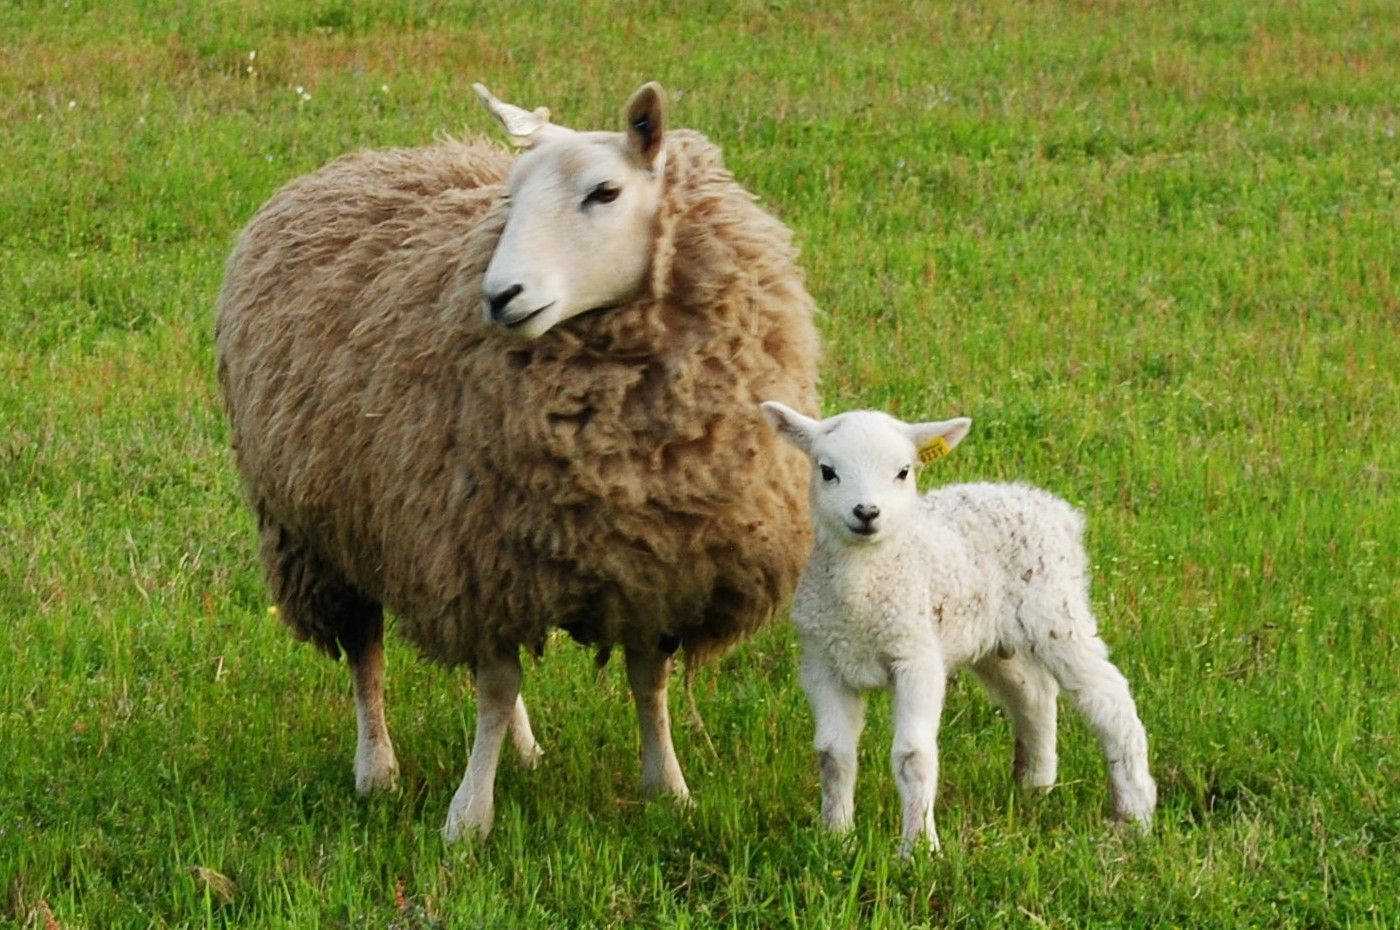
[971,651,1059,789]
[443,649,522,841]
[508,694,542,769]
[624,643,690,801]
[1039,630,1156,826]
[347,615,400,795]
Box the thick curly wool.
[216,129,820,669]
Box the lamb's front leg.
[442,649,522,842]
[799,651,866,833]
[891,658,947,855]
[624,643,689,801]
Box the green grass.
[3,1,1397,926]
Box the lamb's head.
[475,82,668,339]
[761,402,971,545]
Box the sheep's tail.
[683,658,720,762]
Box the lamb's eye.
[582,182,620,207]
[897,466,910,481]
[820,464,838,483]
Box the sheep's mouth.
[500,301,555,330]
[847,523,879,539]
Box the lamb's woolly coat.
[216,130,820,668]
[794,483,1091,691]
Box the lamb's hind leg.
[624,642,689,801]
[971,651,1059,789]
[1039,630,1156,825]
[346,613,400,795]
[443,649,522,841]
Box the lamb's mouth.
[847,523,879,538]
[501,301,555,330]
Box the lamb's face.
[760,403,972,545]
[477,83,667,339]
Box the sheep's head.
[475,82,668,339]
[760,403,971,544]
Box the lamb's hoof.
[1016,773,1057,792]
[1110,772,1157,828]
[515,741,543,771]
[354,743,400,796]
[898,833,941,859]
[441,802,494,844]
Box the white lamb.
[760,402,1157,854]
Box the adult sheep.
[214,82,820,840]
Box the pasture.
[2,1,1396,926]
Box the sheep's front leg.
[347,624,399,795]
[891,659,946,855]
[442,650,522,842]
[624,643,689,801]
[799,651,866,833]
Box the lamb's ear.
[760,401,819,454]
[473,83,568,149]
[623,82,666,172]
[906,417,972,465]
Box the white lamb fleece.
[762,403,1156,855]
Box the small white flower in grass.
[248,50,256,61]
[380,84,389,93]
[295,85,304,94]
[68,99,76,109]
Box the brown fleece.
[215,130,820,668]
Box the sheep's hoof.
[441,804,494,844]
[643,783,694,808]
[354,742,400,796]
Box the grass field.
[2,1,1397,926]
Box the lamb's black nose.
[853,504,880,523]
[487,283,523,319]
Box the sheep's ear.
[473,83,568,149]
[623,82,666,172]
[906,417,972,465]
[760,401,819,454]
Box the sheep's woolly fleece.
[215,130,821,668]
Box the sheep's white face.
[761,403,971,545]
[476,83,668,339]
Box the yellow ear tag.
[917,436,951,464]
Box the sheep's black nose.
[853,504,880,523]
[487,283,523,319]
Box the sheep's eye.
[820,464,838,483]
[582,182,620,207]
[897,466,910,481]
